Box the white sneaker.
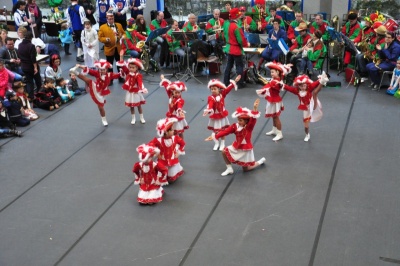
[304,133,310,142]
[131,116,136,125]
[213,142,219,151]
[257,157,266,165]
[272,130,283,141]
[266,127,277,136]
[221,168,234,176]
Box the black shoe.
[76,57,84,62]
[119,78,124,83]
[109,80,113,86]
[66,52,72,55]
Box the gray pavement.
[0,40,399,266]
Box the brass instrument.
[280,5,293,11]
[330,15,340,32]
[136,41,145,49]
[243,17,248,32]
[256,71,269,85]
[214,19,222,32]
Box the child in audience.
[70,60,121,126]
[203,75,241,151]
[56,77,75,103]
[14,82,39,121]
[81,18,99,68]
[148,117,186,183]
[256,62,292,141]
[205,99,266,176]
[387,58,400,95]
[117,58,147,125]
[132,143,168,205]
[59,22,73,55]
[45,54,62,80]
[69,72,85,95]
[34,78,61,111]
[282,72,328,141]
[5,90,30,127]
[0,99,22,137]
[159,75,189,139]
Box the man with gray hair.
[183,13,199,32]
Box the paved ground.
[0,39,400,266]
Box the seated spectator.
[14,81,39,121]
[69,72,86,95]
[55,77,75,103]
[0,37,25,79]
[0,29,7,49]
[33,78,61,111]
[5,90,30,127]
[0,99,22,137]
[44,54,62,80]
[0,61,19,100]
[298,30,325,76]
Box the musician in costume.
[355,25,387,78]
[265,6,285,30]
[341,12,362,66]
[129,0,146,20]
[223,8,248,88]
[166,20,186,64]
[366,31,400,90]
[282,0,301,12]
[96,0,113,27]
[13,1,29,32]
[120,18,146,59]
[251,0,268,33]
[221,1,232,13]
[66,0,86,62]
[206,9,225,46]
[257,18,287,70]
[309,14,330,42]
[238,6,257,33]
[287,12,307,45]
[183,13,199,33]
[298,30,325,76]
[289,22,312,74]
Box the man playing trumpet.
[265,6,285,30]
[238,6,257,33]
[251,0,268,33]
[183,13,199,32]
[166,20,186,65]
[206,9,225,46]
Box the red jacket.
[283,80,321,110]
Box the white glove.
[318,71,329,86]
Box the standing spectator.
[17,31,41,101]
[59,22,73,55]
[13,0,29,32]
[113,0,129,30]
[98,11,125,85]
[96,0,113,27]
[66,0,86,62]
[81,18,100,68]
[25,0,42,38]
[79,0,97,25]
[223,8,248,88]
[129,0,145,20]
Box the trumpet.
[214,19,222,32]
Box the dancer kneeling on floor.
[205,99,266,176]
[70,59,121,126]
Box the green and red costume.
[205,18,225,40]
[309,20,330,41]
[341,21,362,64]
[150,19,167,31]
[287,19,307,40]
[223,20,248,56]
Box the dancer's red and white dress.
[118,62,147,107]
[256,77,284,118]
[283,79,323,122]
[82,67,120,107]
[215,110,261,167]
[148,135,185,182]
[133,161,168,204]
[160,78,189,134]
[204,79,237,132]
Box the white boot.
[101,116,108,127]
[221,165,234,176]
[213,139,219,151]
[257,157,266,165]
[219,140,225,151]
[304,133,310,142]
[131,115,136,125]
[272,130,283,141]
[139,114,146,124]
[266,126,277,136]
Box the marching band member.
[287,12,307,45]
[150,11,168,31]
[257,18,287,70]
[265,6,285,30]
[206,9,225,46]
[361,14,376,41]
[282,0,301,13]
[289,22,312,73]
[341,12,362,66]
[120,17,146,60]
[183,14,199,32]
[223,8,248,88]
[166,20,186,64]
[112,0,129,30]
[238,6,257,33]
[309,14,330,42]
[298,30,325,76]
[366,31,400,90]
[251,0,268,32]
[221,1,232,13]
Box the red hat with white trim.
[136,143,160,162]
[167,81,187,92]
[293,75,313,87]
[94,59,112,69]
[207,79,226,90]
[127,58,144,70]
[156,117,178,137]
[265,61,291,77]
[232,106,260,119]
